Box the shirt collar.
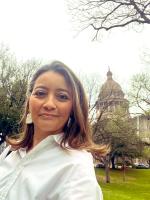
[18,132,64,158]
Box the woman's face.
[29,71,73,135]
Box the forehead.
[33,71,71,91]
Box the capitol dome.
[98,69,124,100]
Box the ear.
[26,113,33,124]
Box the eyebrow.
[34,86,71,95]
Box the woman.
[0,61,107,200]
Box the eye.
[32,90,47,98]
[57,93,70,101]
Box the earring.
[26,113,33,124]
[67,117,71,128]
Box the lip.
[39,113,59,117]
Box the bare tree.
[129,72,150,114]
[67,0,150,39]
[78,72,102,122]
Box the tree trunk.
[105,154,110,183]
[122,155,126,182]
[111,155,116,169]
[148,160,150,168]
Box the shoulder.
[68,149,94,166]
[57,149,96,180]
[53,134,94,166]
[57,147,94,167]
[69,150,95,175]
[55,149,103,200]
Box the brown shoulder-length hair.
[7,61,108,155]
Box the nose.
[43,95,57,110]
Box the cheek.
[29,98,41,113]
[61,103,72,118]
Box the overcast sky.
[0,0,150,91]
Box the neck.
[27,133,48,152]
[32,131,50,148]
[31,128,62,149]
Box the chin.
[42,128,63,134]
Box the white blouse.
[0,134,103,200]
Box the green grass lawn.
[95,168,150,200]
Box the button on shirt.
[0,134,103,200]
